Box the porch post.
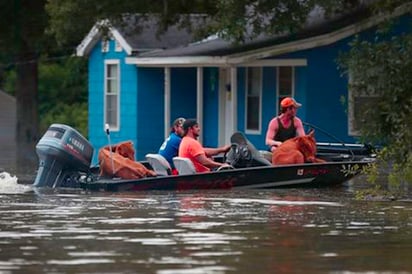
[197,67,203,141]
[230,66,237,132]
[164,67,171,138]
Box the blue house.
[76,6,411,163]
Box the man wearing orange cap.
[265,97,306,152]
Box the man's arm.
[195,153,229,169]
[204,145,230,157]
[294,118,306,136]
[265,119,282,148]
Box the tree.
[336,0,412,194]
[0,0,48,172]
[339,31,412,191]
[45,0,218,48]
[4,57,88,137]
[46,0,367,46]
[0,1,88,173]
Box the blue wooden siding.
[236,68,246,133]
[134,67,199,160]
[294,66,307,122]
[171,68,197,121]
[305,45,354,143]
[202,67,220,147]
[86,14,411,163]
[88,42,107,164]
[135,67,164,160]
[88,40,138,164]
[257,66,277,147]
[269,14,411,144]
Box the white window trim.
[348,87,379,137]
[245,67,262,134]
[104,59,120,131]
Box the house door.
[219,67,233,145]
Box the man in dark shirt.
[265,97,305,152]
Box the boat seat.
[173,157,196,175]
[259,150,273,163]
[145,154,172,176]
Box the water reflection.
[0,174,411,273]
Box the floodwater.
[0,172,411,274]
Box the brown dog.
[99,141,157,179]
[272,130,325,165]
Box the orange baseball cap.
[280,97,302,108]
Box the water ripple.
[0,172,32,194]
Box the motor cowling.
[34,124,94,188]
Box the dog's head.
[115,141,135,161]
[296,130,317,161]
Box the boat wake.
[0,172,32,194]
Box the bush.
[339,30,412,193]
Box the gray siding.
[0,91,16,172]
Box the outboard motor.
[34,124,94,188]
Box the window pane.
[247,68,260,96]
[246,67,261,131]
[352,96,379,133]
[107,64,117,78]
[348,72,379,135]
[278,67,292,96]
[247,97,259,130]
[106,94,118,127]
[101,40,109,52]
[106,64,118,94]
[105,62,119,129]
[107,79,118,94]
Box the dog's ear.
[308,129,315,137]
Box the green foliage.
[37,57,88,137]
[41,102,88,137]
[46,0,217,47]
[339,19,412,192]
[0,0,48,54]
[2,69,16,95]
[38,57,88,117]
[212,0,332,42]
[341,34,412,147]
[46,0,365,47]
[3,56,88,137]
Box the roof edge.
[0,90,16,103]
[125,2,412,66]
[228,1,412,63]
[76,20,133,56]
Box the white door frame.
[218,67,237,145]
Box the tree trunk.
[15,52,39,175]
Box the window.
[277,66,294,109]
[245,67,262,132]
[101,40,109,52]
[105,60,120,130]
[348,85,379,136]
[115,40,122,52]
